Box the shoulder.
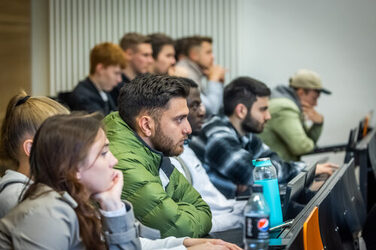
[105,113,138,150]
[1,187,77,225]
[0,187,81,249]
[269,98,300,115]
[202,116,236,137]
[176,60,201,80]
[18,189,76,219]
[105,114,160,163]
[104,112,124,130]
[0,171,30,218]
[73,78,97,97]
[0,183,25,218]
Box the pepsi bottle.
[244,184,270,250]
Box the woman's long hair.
[23,113,106,250]
[0,91,69,175]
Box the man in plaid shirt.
[190,76,337,198]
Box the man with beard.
[170,78,246,233]
[176,36,226,116]
[190,77,338,198]
[103,74,212,238]
[259,69,331,161]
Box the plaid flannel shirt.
[190,115,305,198]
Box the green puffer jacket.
[260,86,323,161]
[104,112,212,238]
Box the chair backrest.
[303,206,323,250]
[368,132,376,178]
[57,91,75,110]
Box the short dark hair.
[186,36,212,55]
[148,33,174,59]
[118,74,190,130]
[179,77,199,89]
[119,32,151,51]
[223,77,271,116]
[174,37,190,60]
[175,36,213,59]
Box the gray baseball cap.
[289,69,331,95]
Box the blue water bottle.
[252,157,283,227]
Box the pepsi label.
[245,215,269,240]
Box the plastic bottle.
[252,157,283,227]
[244,184,270,250]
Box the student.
[71,42,126,115]
[190,77,338,198]
[0,92,69,218]
[104,74,212,238]
[176,36,226,116]
[170,78,246,232]
[259,69,331,161]
[148,33,187,77]
[148,33,176,74]
[110,32,154,105]
[0,113,240,250]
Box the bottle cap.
[252,184,263,193]
[252,158,272,167]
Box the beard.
[150,122,185,156]
[241,113,264,134]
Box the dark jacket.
[110,73,131,106]
[72,77,116,115]
[190,115,306,198]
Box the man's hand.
[204,65,226,83]
[316,163,339,176]
[301,101,323,124]
[236,184,248,194]
[184,238,242,250]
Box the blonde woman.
[0,92,69,218]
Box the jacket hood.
[0,170,30,193]
[271,85,302,111]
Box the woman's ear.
[22,139,33,157]
[137,115,155,138]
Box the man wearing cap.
[259,69,332,161]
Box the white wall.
[46,0,238,95]
[31,0,376,145]
[238,0,376,145]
